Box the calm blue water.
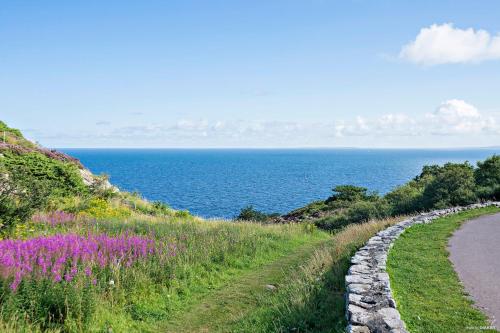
[62,149,499,218]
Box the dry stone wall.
[345,202,500,333]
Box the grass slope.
[163,217,402,333]
[233,217,402,333]
[163,238,329,332]
[0,217,328,332]
[387,207,500,333]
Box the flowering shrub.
[32,210,78,226]
[0,141,83,168]
[81,198,131,219]
[0,233,160,291]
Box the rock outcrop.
[79,168,118,192]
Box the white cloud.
[400,23,500,65]
[30,101,500,148]
[335,100,499,137]
[426,99,497,135]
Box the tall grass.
[232,216,403,333]
[0,215,327,332]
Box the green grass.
[387,206,500,333]
[0,214,401,333]
[0,204,404,333]
[0,216,330,332]
[158,217,403,333]
[89,220,330,333]
[230,217,402,333]
[162,238,329,332]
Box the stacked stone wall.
[345,202,500,333]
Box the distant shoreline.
[55,146,500,150]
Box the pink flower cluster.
[32,211,78,226]
[0,142,84,168]
[0,233,160,291]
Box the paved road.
[449,212,500,328]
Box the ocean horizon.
[61,148,500,219]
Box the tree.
[475,155,500,200]
[326,185,377,204]
[385,182,424,215]
[236,206,271,222]
[346,201,382,223]
[0,166,49,232]
[422,162,477,209]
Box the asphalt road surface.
[449,212,500,329]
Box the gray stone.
[377,272,390,282]
[348,283,371,295]
[347,324,371,333]
[351,254,371,265]
[346,274,373,285]
[344,202,499,333]
[348,294,375,309]
[348,304,374,325]
[377,307,405,329]
[390,328,409,333]
[349,264,371,275]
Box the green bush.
[0,121,23,139]
[346,201,380,222]
[475,155,500,200]
[236,206,273,222]
[385,182,424,215]
[314,213,349,231]
[0,169,49,233]
[174,210,191,218]
[325,185,377,205]
[1,151,87,197]
[476,184,500,201]
[152,201,172,214]
[422,162,477,209]
[475,155,500,187]
[80,198,131,220]
[89,174,117,200]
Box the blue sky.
[1,0,500,148]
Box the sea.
[61,148,499,219]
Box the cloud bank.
[400,23,500,65]
[335,100,498,137]
[28,100,499,148]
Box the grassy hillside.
[0,121,333,332]
[1,120,499,332]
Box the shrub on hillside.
[325,185,377,206]
[0,168,49,233]
[1,151,87,197]
[89,174,117,200]
[174,210,191,218]
[80,198,131,220]
[236,206,275,222]
[421,162,477,209]
[475,155,500,186]
[347,200,389,222]
[385,182,424,215]
[0,121,23,138]
[314,199,389,231]
[475,155,500,200]
[314,213,348,231]
[152,201,172,215]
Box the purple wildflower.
[0,233,162,291]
